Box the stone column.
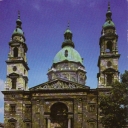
[40,99,45,128]
[82,97,87,128]
[74,99,78,128]
[68,118,71,128]
[48,118,51,128]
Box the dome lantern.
[62,23,75,48]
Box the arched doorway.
[50,102,68,128]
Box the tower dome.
[102,2,115,29]
[103,20,115,28]
[12,11,25,41]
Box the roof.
[53,46,83,64]
[13,28,24,35]
[0,123,4,127]
[64,28,72,34]
[103,20,115,28]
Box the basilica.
[2,3,120,128]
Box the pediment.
[8,118,17,122]
[9,73,19,77]
[30,78,89,91]
[87,118,97,122]
[103,68,117,73]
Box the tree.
[121,70,128,84]
[99,71,128,128]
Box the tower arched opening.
[106,41,112,52]
[13,47,18,57]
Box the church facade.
[2,3,120,128]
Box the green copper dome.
[103,20,115,28]
[13,28,24,35]
[53,46,83,64]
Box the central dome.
[53,46,83,64]
[48,27,86,84]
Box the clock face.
[13,66,17,71]
[107,61,112,67]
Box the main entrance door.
[50,102,68,128]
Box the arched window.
[65,50,68,57]
[11,122,15,128]
[12,78,16,89]
[107,74,113,85]
[106,41,112,52]
[90,123,95,128]
[13,47,18,57]
[26,123,30,128]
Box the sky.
[0,0,127,123]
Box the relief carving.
[31,80,87,90]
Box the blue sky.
[0,0,127,122]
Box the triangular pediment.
[87,118,97,122]
[8,118,17,122]
[30,78,89,91]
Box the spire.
[67,21,70,29]
[12,11,25,41]
[16,11,22,29]
[18,10,20,19]
[64,21,72,34]
[107,1,110,12]
[106,2,112,21]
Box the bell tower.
[5,12,29,91]
[97,3,120,88]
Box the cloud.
[31,1,42,11]
[88,1,96,7]
[0,79,5,101]
[0,107,4,114]
[32,3,40,10]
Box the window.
[10,122,15,128]
[25,105,31,112]
[65,50,68,57]
[24,69,26,74]
[107,74,113,85]
[107,61,112,67]
[8,118,17,128]
[26,123,30,128]
[12,78,16,89]
[89,104,95,112]
[90,123,95,128]
[13,47,18,57]
[10,105,16,113]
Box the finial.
[67,21,70,29]
[18,10,20,19]
[107,1,111,12]
[16,10,22,29]
[105,1,112,21]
